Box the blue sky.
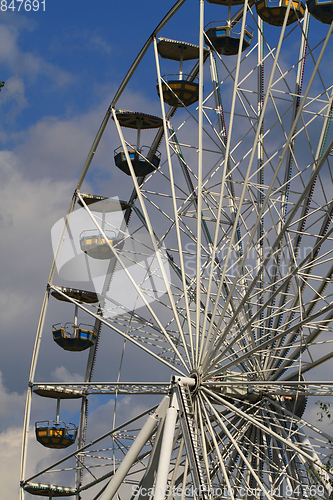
[1,1,333,497]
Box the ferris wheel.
[20,0,333,498]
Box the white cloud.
[84,395,153,445]
[0,76,28,120]
[0,424,55,498]
[13,99,116,180]
[0,150,73,290]
[89,34,112,54]
[0,371,30,498]
[51,366,83,383]
[0,426,22,497]
[0,22,72,86]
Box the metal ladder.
[177,384,209,500]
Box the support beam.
[94,396,169,500]
[154,393,179,500]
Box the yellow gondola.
[205,22,253,56]
[53,322,97,351]
[35,421,77,449]
[156,39,202,107]
[113,111,162,176]
[306,0,333,23]
[157,76,199,107]
[114,146,161,176]
[255,0,305,25]
[79,230,121,259]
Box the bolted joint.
[172,375,196,387]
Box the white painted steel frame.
[21,0,333,498]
